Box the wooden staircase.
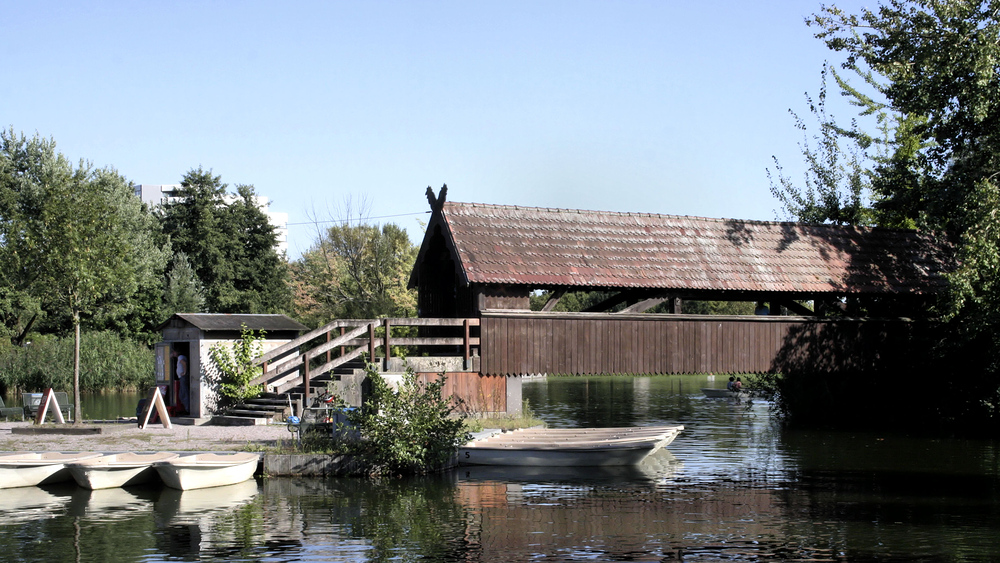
[220,318,480,425]
[225,358,368,424]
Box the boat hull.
[459,426,683,467]
[0,452,102,489]
[154,453,259,490]
[68,452,180,490]
[701,388,747,399]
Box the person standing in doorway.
[172,348,189,415]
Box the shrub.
[0,331,153,394]
[348,362,470,477]
[207,324,265,409]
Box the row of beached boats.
[0,451,259,491]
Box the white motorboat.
[68,452,180,490]
[0,452,102,489]
[153,453,259,490]
[458,426,683,467]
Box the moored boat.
[701,388,747,399]
[153,453,259,490]
[0,452,102,489]
[68,452,180,490]
[459,425,683,467]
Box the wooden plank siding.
[479,312,911,376]
[417,372,507,413]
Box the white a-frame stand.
[34,388,65,424]
[138,386,172,429]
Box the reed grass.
[0,331,154,394]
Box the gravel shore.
[0,421,295,453]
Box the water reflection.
[458,448,683,484]
[0,486,65,524]
[60,486,150,520]
[0,375,998,561]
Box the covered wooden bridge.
[250,187,950,417]
[412,187,948,376]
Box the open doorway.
[170,342,191,416]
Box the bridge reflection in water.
[1,375,997,562]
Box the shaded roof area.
[163,314,309,332]
[427,200,951,296]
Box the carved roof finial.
[425,184,448,212]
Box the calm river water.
[1,374,998,562]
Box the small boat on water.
[153,453,259,490]
[68,452,180,490]
[0,452,102,489]
[702,388,747,399]
[459,425,683,467]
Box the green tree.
[768,64,878,226]
[293,221,417,324]
[768,1,1000,431]
[810,2,1000,318]
[160,168,291,314]
[0,129,169,420]
[162,251,205,314]
[528,291,617,312]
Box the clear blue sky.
[3,1,872,259]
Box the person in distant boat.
[734,377,743,392]
[726,376,736,391]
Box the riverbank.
[0,421,469,476]
[0,421,294,453]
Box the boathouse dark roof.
[411,194,951,296]
[158,314,309,333]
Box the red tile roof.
[436,201,950,295]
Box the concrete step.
[211,415,271,426]
[239,401,288,411]
[246,398,290,406]
[228,407,287,419]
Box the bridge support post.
[303,349,310,401]
[383,319,391,371]
[368,323,376,366]
[463,319,471,370]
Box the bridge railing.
[249,318,481,396]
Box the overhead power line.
[286,210,430,227]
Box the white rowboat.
[153,453,259,490]
[459,425,683,467]
[0,452,102,489]
[68,452,180,490]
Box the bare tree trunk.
[73,310,82,425]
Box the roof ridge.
[443,200,917,234]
